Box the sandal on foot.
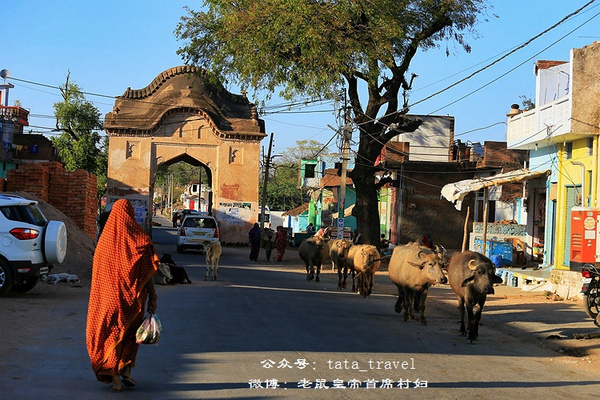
[111,383,124,392]
[121,376,136,387]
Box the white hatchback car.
[0,194,68,296]
[176,214,219,253]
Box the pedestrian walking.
[248,222,262,262]
[86,199,159,392]
[264,233,274,262]
[353,229,363,244]
[275,225,287,262]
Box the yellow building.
[507,42,600,271]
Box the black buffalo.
[447,251,503,343]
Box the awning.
[331,204,355,218]
[441,169,550,211]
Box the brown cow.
[447,251,503,343]
[388,242,447,325]
[344,244,381,297]
[329,239,354,289]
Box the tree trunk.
[349,156,380,246]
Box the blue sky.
[3,1,600,156]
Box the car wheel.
[11,276,40,293]
[177,245,184,254]
[0,259,14,296]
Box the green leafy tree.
[262,140,328,210]
[52,74,107,199]
[176,0,488,244]
[280,139,329,164]
[264,163,303,210]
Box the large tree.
[52,76,107,199]
[176,0,488,244]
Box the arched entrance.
[103,66,266,243]
[154,153,214,213]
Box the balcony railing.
[506,96,571,150]
[0,106,30,126]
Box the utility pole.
[337,90,351,239]
[260,132,274,230]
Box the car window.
[0,204,47,226]
[183,217,198,227]
[200,218,217,229]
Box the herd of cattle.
[298,236,503,343]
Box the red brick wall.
[4,162,97,238]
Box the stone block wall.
[4,161,97,238]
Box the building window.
[588,137,594,156]
[305,163,316,178]
[565,142,573,160]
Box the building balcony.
[506,96,572,150]
[0,106,29,126]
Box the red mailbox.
[570,207,600,270]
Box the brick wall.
[400,162,476,250]
[4,162,97,238]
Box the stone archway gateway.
[104,66,266,243]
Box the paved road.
[2,217,600,399]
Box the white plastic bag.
[135,313,162,344]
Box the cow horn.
[468,259,477,270]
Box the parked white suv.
[0,194,68,296]
[176,214,219,253]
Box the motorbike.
[581,263,600,327]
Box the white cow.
[204,241,222,281]
[154,263,173,285]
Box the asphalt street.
[2,215,600,399]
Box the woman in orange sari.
[86,199,159,392]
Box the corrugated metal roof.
[441,169,550,211]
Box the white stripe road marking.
[228,284,395,298]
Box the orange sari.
[86,199,159,383]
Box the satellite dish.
[0,69,9,79]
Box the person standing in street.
[86,199,159,392]
[248,222,262,262]
[264,233,275,262]
[275,225,287,262]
